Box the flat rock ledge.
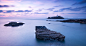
[4,22,24,27]
[35,26,65,41]
[60,19,86,24]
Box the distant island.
[47,15,64,19]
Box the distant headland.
[47,15,64,19]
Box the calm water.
[0,19,86,46]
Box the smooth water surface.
[0,19,86,46]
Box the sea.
[0,19,86,46]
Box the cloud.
[0,5,9,7]
[15,10,24,12]
[46,8,55,11]
[15,10,32,12]
[0,5,14,8]
[54,6,86,12]
[54,5,63,7]
[84,10,86,12]
[0,10,14,13]
[0,10,32,13]
[34,12,48,14]
[67,13,86,14]
[53,10,59,12]
[0,10,3,13]
[0,15,5,16]
[6,10,14,13]
[35,1,43,4]
[0,0,21,2]
[73,0,86,5]
[54,0,62,2]
[54,0,69,2]
[79,0,86,4]
[59,7,80,11]
[54,7,74,12]
[25,10,32,12]
[61,13,86,14]
[28,6,32,8]
[36,9,42,11]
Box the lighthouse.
[57,15,58,17]
[47,15,64,19]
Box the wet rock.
[35,26,65,41]
[4,22,24,27]
[60,19,86,24]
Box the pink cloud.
[0,0,21,2]
[34,1,43,4]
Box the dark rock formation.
[60,19,86,24]
[35,26,65,41]
[4,22,24,27]
[47,16,64,19]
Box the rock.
[4,22,24,27]
[47,16,64,19]
[18,22,25,25]
[80,21,86,24]
[35,26,65,41]
[60,19,86,24]
[48,23,51,24]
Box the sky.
[0,0,86,19]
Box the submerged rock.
[35,26,65,41]
[48,23,51,24]
[4,22,24,27]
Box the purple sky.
[0,0,86,19]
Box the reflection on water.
[35,38,65,46]
[0,19,86,46]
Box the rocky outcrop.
[60,19,86,24]
[4,22,24,27]
[47,16,64,19]
[35,26,65,41]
